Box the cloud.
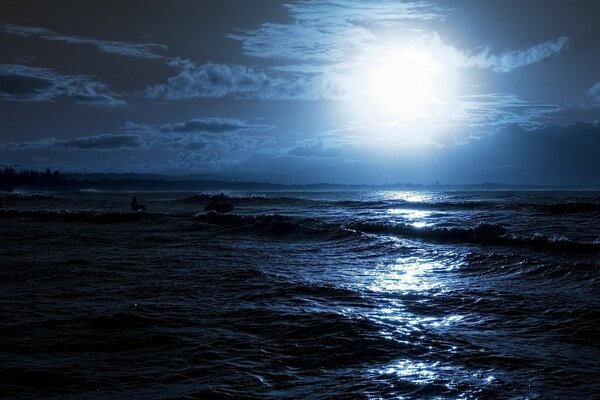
[2,117,275,159]
[128,117,276,156]
[228,1,447,61]
[157,117,275,134]
[228,0,567,75]
[0,64,123,105]
[143,62,344,100]
[323,89,566,148]
[144,63,272,99]
[588,82,600,101]
[228,23,375,62]
[396,33,570,74]
[58,134,144,150]
[138,117,276,170]
[468,37,570,73]
[232,121,600,185]
[1,24,167,59]
[285,0,447,24]
[2,134,144,151]
[453,93,564,130]
[144,4,567,106]
[287,142,343,158]
[2,137,58,149]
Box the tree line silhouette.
[0,167,72,191]
[1,166,593,192]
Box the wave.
[385,200,600,214]
[0,209,160,223]
[177,194,227,203]
[346,221,600,252]
[175,193,600,215]
[348,221,508,243]
[3,206,598,251]
[194,212,599,252]
[463,253,600,285]
[175,193,496,211]
[194,211,336,238]
[387,200,497,211]
[176,193,318,208]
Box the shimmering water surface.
[1,191,599,399]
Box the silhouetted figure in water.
[131,196,146,211]
[204,197,233,213]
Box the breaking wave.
[347,221,600,252]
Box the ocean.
[1,190,599,399]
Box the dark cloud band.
[0,64,123,105]
[1,24,167,59]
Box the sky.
[1,0,599,185]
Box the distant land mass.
[1,167,599,192]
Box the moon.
[366,47,443,116]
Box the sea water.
[1,191,599,399]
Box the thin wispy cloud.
[413,33,570,73]
[453,93,564,130]
[588,82,600,102]
[0,63,123,105]
[228,1,448,62]
[468,37,570,73]
[1,24,167,59]
[228,24,375,62]
[285,0,447,24]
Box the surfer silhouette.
[130,196,146,211]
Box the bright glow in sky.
[337,42,462,146]
[1,1,599,184]
[365,47,444,116]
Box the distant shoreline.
[5,181,600,193]
[1,168,600,192]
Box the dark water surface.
[1,191,599,399]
